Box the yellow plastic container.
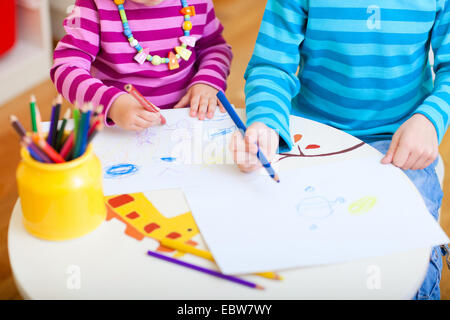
[16,144,106,241]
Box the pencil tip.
[10,114,17,122]
[256,285,265,290]
[30,95,36,103]
[56,94,63,104]
[64,108,71,119]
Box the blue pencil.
[216,91,280,183]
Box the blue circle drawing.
[105,164,139,179]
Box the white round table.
[8,115,431,300]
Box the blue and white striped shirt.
[245,0,450,151]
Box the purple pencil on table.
[147,250,264,290]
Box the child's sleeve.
[50,0,125,125]
[188,0,233,92]
[244,0,308,152]
[413,0,450,144]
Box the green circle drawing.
[348,197,377,215]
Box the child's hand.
[230,122,279,173]
[381,114,439,170]
[173,84,226,120]
[108,94,162,131]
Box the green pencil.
[30,95,37,133]
[70,106,81,160]
[55,108,71,151]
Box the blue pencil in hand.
[216,91,280,183]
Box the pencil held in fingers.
[124,84,166,125]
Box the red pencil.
[124,84,166,125]
[60,131,74,160]
[33,135,66,163]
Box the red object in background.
[1,0,16,57]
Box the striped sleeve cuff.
[414,101,448,144]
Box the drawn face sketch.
[297,196,345,219]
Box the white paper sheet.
[93,108,237,195]
[183,157,449,275]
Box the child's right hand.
[108,94,162,131]
[230,122,279,173]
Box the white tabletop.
[8,114,431,300]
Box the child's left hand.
[381,114,439,170]
[173,84,226,120]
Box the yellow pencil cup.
[16,145,106,241]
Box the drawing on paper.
[136,127,158,146]
[105,164,139,179]
[208,126,236,140]
[278,133,365,162]
[297,196,345,219]
[105,192,200,258]
[348,196,377,216]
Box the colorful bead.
[129,38,138,47]
[175,46,192,61]
[168,52,180,70]
[116,0,195,70]
[183,21,193,31]
[124,28,132,37]
[180,36,196,47]
[119,10,127,22]
[180,6,195,16]
[151,55,162,66]
[134,48,150,65]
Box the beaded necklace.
[113,0,196,70]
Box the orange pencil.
[124,84,166,125]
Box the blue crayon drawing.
[160,157,177,163]
[297,196,345,219]
[209,126,236,139]
[105,164,139,179]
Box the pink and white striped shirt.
[50,0,232,125]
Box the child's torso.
[92,0,209,109]
[294,0,439,133]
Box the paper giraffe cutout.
[105,193,200,258]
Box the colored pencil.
[34,136,66,163]
[86,122,103,145]
[93,105,103,117]
[71,106,81,159]
[147,250,264,290]
[47,96,62,147]
[30,95,37,133]
[34,104,43,138]
[22,136,53,163]
[60,132,74,160]
[55,108,71,151]
[80,103,93,156]
[21,140,45,162]
[124,84,166,125]
[73,104,89,158]
[159,238,282,280]
[70,105,83,160]
[10,115,27,138]
[216,91,280,183]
